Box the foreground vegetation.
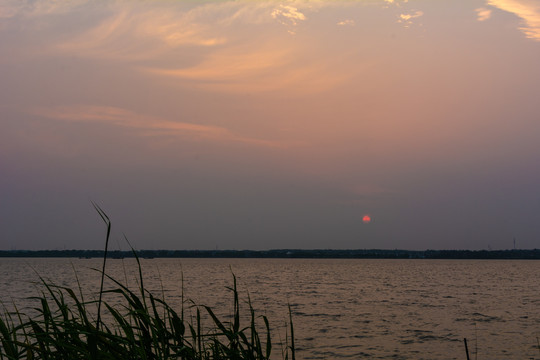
[0,206,295,360]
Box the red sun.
[362,215,372,224]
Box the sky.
[1,0,540,251]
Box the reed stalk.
[463,337,470,360]
[0,208,295,360]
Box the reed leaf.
[0,208,295,360]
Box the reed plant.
[0,206,295,360]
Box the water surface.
[1,258,539,359]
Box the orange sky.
[1,0,540,250]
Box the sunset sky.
[2,0,540,250]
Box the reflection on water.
[1,258,539,359]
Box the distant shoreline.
[1,249,539,259]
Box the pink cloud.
[34,105,283,148]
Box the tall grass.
[0,210,295,360]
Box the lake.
[1,258,539,359]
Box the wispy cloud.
[0,0,22,19]
[271,4,306,33]
[381,0,409,9]
[398,10,424,27]
[4,0,406,94]
[383,0,409,4]
[145,42,352,94]
[148,44,290,81]
[475,7,493,21]
[56,4,229,61]
[10,0,411,59]
[272,4,306,25]
[487,0,540,40]
[35,105,282,147]
[53,1,311,60]
[337,19,355,26]
[0,0,90,18]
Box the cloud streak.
[271,4,306,33]
[337,19,355,26]
[144,41,352,94]
[3,1,412,94]
[35,105,282,148]
[488,0,540,40]
[476,7,493,21]
[398,10,423,27]
[56,4,229,62]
